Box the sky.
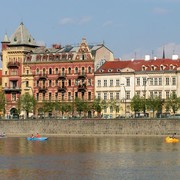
[1,0,180,65]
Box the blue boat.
[27,137,48,141]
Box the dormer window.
[170,65,173,70]
[160,65,164,70]
[142,66,145,71]
[151,65,155,71]
[100,69,104,72]
[117,69,121,72]
[108,69,113,72]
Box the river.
[0,136,179,180]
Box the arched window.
[43,68,46,75]
[49,68,52,74]
[55,68,58,74]
[68,67,71,74]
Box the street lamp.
[121,83,126,118]
[143,78,150,116]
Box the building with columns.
[1,22,113,118]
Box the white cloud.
[103,21,113,27]
[59,16,91,25]
[153,7,170,15]
[59,17,75,25]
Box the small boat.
[165,137,179,143]
[27,137,48,141]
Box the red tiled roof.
[95,58,180,74]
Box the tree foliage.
[20,92,36,118]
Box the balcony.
[78,84,86,92]
[38,86,47,92]
[7,62,20,68]
[38,74,47,80]
[57,73,66,80]
[57,86,66,93]
[78,72,86,79]
[4,86,21,93]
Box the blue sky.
[1,0,180,63]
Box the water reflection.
[0,136,179,179]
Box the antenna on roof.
[162,46,165,59]
[151,50,154,59]
[134,52,136,60]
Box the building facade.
[95,58,180,118]
[1,23,113,118]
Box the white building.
[95,57,180,118]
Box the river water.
[0,136,179,180]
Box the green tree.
[92,98,102,117]
[146,96,163,118]
[42,101,54,116]
[165,92,180,114]
[74,98,86,117]
[131,95,144,116]
[0,91,5,116]
[20,92,36,118]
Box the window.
[166,77,170,85]
[116,92,120,100]
[159,91,162,98]
[104,92,107,100]
[97,80,101,87]
[26,81,29,87]
[49,80,52,87]
[116,106,119,113]
[68,67,71,74]
[154,78,158,86]
[68,92,71,101]
[43,68,46,75]
[55,68,58,74]
[166,91,170,99]
[136,78,140,86]
[55,92,58,100]
[12,93,16,101]
[172,77,176,85]
[125,91,130,100]
[159,78,162,86]
[49,93,52,101]
[88,67,91,73]
[26,70,29,75]
[110,92,113,100]
[136,91,140,96]
[36,68,39,74]
[142,78,146,86]
[75,67,78,74]
[88,92,91,100]
[49,68,52,74]
[68,80,71,86]
[88,79,91,86]
[150,78,153,86]
[126,78,130,86]
[97,92,101,99]
[110,79,113,87]
[104,80,107,87]
[116,79,120,87]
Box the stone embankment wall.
[0,119,180,136]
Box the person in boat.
[36,133,41,138]
[170,133,176,139]
[31,134,34,138]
